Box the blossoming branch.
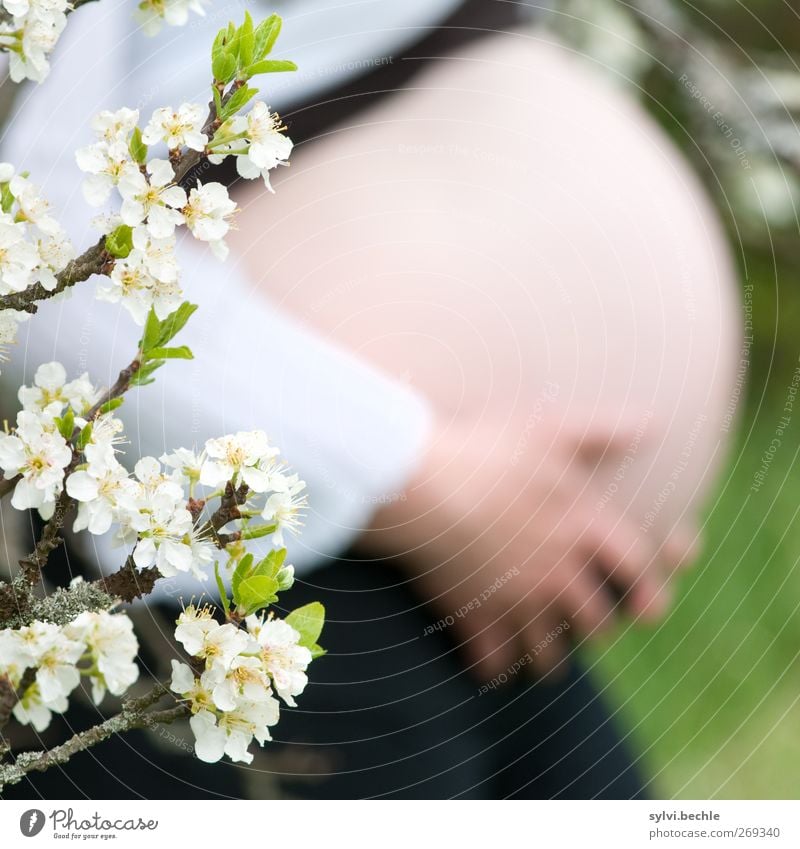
[0,10,326,789]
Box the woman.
[1,0,739,798]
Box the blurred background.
[544,0,800,798]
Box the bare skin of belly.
[227,32,741,671]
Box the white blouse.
[0,1,454,586]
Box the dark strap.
[282,0,527,144]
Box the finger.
[561,566,618,637]
[454,611,518,681]
[661,523,702,574]
[582,512,668,620]
[562,413,656,465]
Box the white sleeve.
[9,237,432,582]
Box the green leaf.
[141,308,162,353]
[238,10,254,68]
[286,602,325,651]
[239,521,278,541]
[254,548,286,579]
[77,423,93,450]
[98,397,124,415]
[244,59,297,77]
[236,574,279,615]
[248,549,294,592]
[231,552,254,602]
[253,14,281,60]
[227,25,241,71]
[0,182,14,214]
[146,345,194,360]
[129,360,163,387]
[309,644,326,660]
[105,224,134,259]
[154,302,198,348]
[211,28,227,70]
[129,127,147,165]
[212,51,237,85]
[211,83,223,116]
[55,407,74,440]
[220,85,258,120]
[140,302,198,356]
[214,561,230,617]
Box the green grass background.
[587,194,800,799]
[575,0,800,800]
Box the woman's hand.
[365,415,698,679]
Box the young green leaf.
[236,574,279,615]
[244,59,297,77]
[141,308,162,353]
[55,408,74,440]
[220,85,259,119]
[286,602,325,651]
[98,397,124,415]
[213,52,237,85]
[231,552,255,602]
[253,548,286,580]
[211,28,236,83]
[145,345,194,360]
[129,360,164,387]
[238,10,255,68]
[77,423,93,450]
[155,302,198,348]
[253,14,281,60]
[214,561,230,618]
[105,224,134,259]
[212,83,223,116]
[129,127,148,165]
[0,182,14,214]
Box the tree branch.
[0,682,188,789]
[0,238,108,315]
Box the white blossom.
[18,361,99,418]
[160,446,205,487]
[67,455,133,536]
[131,226,179,283]
[0,309,29,371]
[0,213,40,294]
[76,140,139,207]
[143,103,207,152]
[29,622,84,703]
[200,430,279,492]
[5,0,68,84]
[134,0,209,37]
[182,181,236,259]
[91,108,140,144]
[64,611,139,704]
[207,654,273,711]
[234,102,294,190]
[97,248,183,324]
[174,609,248,672]
[261,473,307,545]
[9,174,61,235]
[1,611,138,732]
[34,228,76,290]
[0,409,72,512]
[247,616,310,706]
[12,687,67,731]
[118,159,186,237]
